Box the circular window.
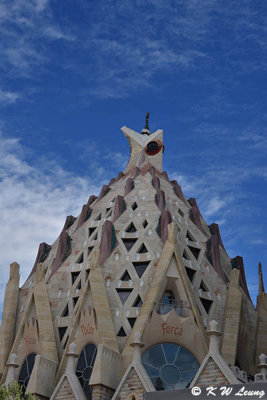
[76,343,97,399]
[142,343,199,390]
[145,140,163,156]
[18,353,36,394]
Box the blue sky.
[0,0,266,306]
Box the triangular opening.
[131,202,138,210]
[128,318,137,328]
[188,245,201,260]
[200,297,213,314]
[178,209,184,217]
[116,289,133,305]
[73,296,79,308]
[76,280,81,290]
[132,261,150,277]
[117,327,127,337]
[63,335,69,349]
[125,222,137,233]
[58,326,67,342]
[186,231,196,242]
[121,270,131,281]
[89,227,96,237]
[76,253,83,264]
[92,232,98,241]
[137,243,148,254]
[85,269,90,280]
[185,266,196,282]
[106,207,111,214]
[61,304,69,317]
[133,295,143,307]
[71,271,80,285]
[95,213,101,221]
[142,220,148,229]
[183,250,190,260]
[88,246,94,256]
[122,238,138,251]
[199,280,208,292]
[106,209,112,218]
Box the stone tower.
[0,117,266,399]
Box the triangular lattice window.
[188,245,200,260]
[200,297,213,314]
[58,327,67,342]
[186,231,196,242]
[71,271,80,285]
[137,243,148,254]
[95,213,101,221]
[128,318,136,328]
[121,270,131,281]
[142,220,148,228]
[117,327,127,337]
[61,304,69,317]
[73,296,79,308]
[133,295,143,307]
[116,289,133,305]
[76,253,83,264]
[125,222,137,233]
[199,280,208,292]
[132,261,149,277]
[131,202,138,211]
[185,267,196,282]
[89,227,96,237]
[122,238,138,251]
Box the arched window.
[18,353,36,394]
[142,343,199,390]
[75,343,97,399]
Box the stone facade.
[0,118,266,399]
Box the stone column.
[5,353,18,386]
[66,343,78,373]
[207,320,221,355]
[255,354,267,382]
[0,263,20,376]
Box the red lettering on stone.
[161,323,183,336]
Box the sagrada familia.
[0,115,266,399]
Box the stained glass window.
[76,343,97,399]
[18,353,36,394]
[142,343,199,390]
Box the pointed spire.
[141,112,150,135]
[258,261,265,295]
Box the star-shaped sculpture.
[121,124,163,173]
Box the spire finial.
[141,112,150,135]
[258,261,265,295]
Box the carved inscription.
[161,323,183,336]
[80,324,95,336]
[24,336,37,345]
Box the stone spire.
[141,112,150,135]
[258,262,265,295]
[121,114,163,172]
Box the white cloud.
[0,131,102,306]
[205,197,226,217]
[0,89,19,104]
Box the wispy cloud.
[0,130,104,300]
[0,89,19,103]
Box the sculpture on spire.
[141,112,150,135]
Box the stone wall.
[196,358,229,387]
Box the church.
[0,115,266,399]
